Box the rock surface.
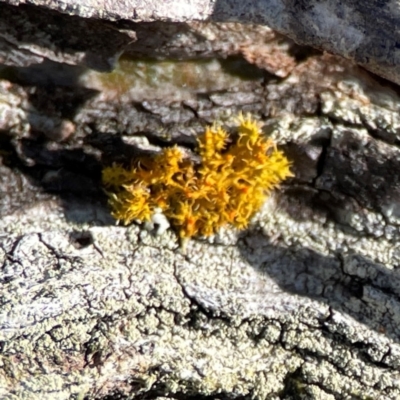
[2,2,400,400]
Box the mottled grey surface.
[2,189,400,399]
[2,7,400,400]
[2,0,400,85]
[3,57,400,397]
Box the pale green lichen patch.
[81,56,265,101]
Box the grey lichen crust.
[2,197,400,400]
[4,68,400,397]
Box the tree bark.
[1,0,400,86]
[1,2,400,400]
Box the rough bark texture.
[2,2,400,400]
[1,0,400,86]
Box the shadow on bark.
[238,226,400,345]
[0,2,131,72]
[0,59,111,223]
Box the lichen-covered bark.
[2,4,400,400]
[3,199,400,400]
[1,0,400,86]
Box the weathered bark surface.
[1,0,400,86]
[2,3,400,400]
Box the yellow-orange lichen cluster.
[102,114,292,238]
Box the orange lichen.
[102,114,293,238]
